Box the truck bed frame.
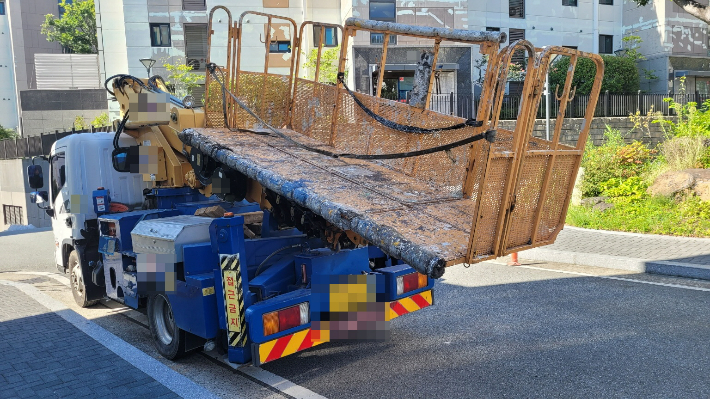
[187,10,604,277]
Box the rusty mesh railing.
[203,9,604,268]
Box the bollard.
[508,252,521,266]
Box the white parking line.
[0,280,222,399]
[236,365,328,399]
[519,265,710,292]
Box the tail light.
[396,272,428,296]
[263,302,310,336]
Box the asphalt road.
[2,229,709,398]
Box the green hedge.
[549,55,639,95]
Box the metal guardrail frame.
[0,125,113,160]
[429,92,708,120]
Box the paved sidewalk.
[520,226,710,280]
[0,284,181,399]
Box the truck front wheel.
[69,250,98,308]
[147,293,186,360]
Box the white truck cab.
[37,133,148,275]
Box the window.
[314,26,338,47]
[3,205,22,225]
[370,1,395,22]
[600,0,613,4]
[150,23,171,47]
[269,41,291,53]
[0,1,6,16]
[599,34,613,54]
[370,33,397,45]
[185,24,208,71]
[562,0,577,6]
[486,27,500,32]
[182,0,206,11]
[509,0,524,18]
[58,0,72,17]
[50,152,66,204]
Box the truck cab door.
[49,149,72,269]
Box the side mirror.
[30,191,49,204]
[27,165,44,189]
[112,147,140,173]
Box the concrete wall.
[0,158,51,231]
[498,115,674,149]
[19,89,108,137]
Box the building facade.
[623,0,710,94]
[96,0,351,120]
[2,0,108,137]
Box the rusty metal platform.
[180,126,481,277]
[192,11,604,277]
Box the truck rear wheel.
[69,250,99,308]
[147,293,186,360]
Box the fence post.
[604,90,609,117]
[449,92,454,116]
[637,90,641,113]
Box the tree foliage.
[631,0,710,24]
[41,0,98,54]
[549,55,639,95]
[0,125,17,140]
[302,46,346,84]
[163,62,202,99]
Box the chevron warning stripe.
[255,328,326,366]
[221,254,247,348]
[388,290,433,320]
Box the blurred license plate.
[311,274,390,342]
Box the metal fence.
[429,92,710,120]
[0,125,113,160]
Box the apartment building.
[623,0,710,94]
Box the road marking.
[236,365,328,399]
[0,280,222,399]
[519,265,710,292]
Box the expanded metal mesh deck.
[180,121,577,278]
[195,13,603,277]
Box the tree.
[632,0,710,24]
[163,61,202,99]
[0,125,17,140]
[301,46,346,84]
[41,0,98,54]
[549,55,640,95]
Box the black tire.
[147,293,186,360]
[69,250,99,308]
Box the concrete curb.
[520,247,710,281]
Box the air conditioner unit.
[186,58,205,71]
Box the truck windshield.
[50,152,66,204]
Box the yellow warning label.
[223,270,241,333]
[202,287,215,296]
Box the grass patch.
[566,196,710,237]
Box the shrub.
[599,176,648,204]
[91,112,109,128]
[549,55,639,95]
[659,135,707,171]
[580,126,652,197]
